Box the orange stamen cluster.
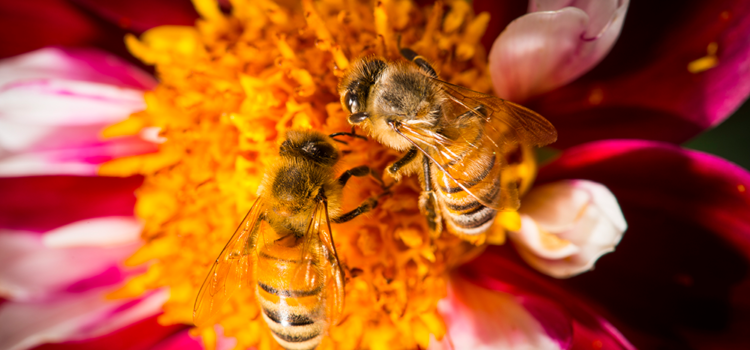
[101,0,534,349]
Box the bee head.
[279,130,339,167]
[339,57,387,126]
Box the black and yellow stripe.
[256,242,328,350]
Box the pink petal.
[0,79,145,126]
[510,180,626,278]
[0,175,142,233]
[530,1,750,148]
[489,0,629,101]
[0,289,168,350]
[430,274,564,350]
[461,246,636,350]
[0,230,138,301]
[0,47,156,90]
[536,139,750,347]
[42,216,142,248]
[0,135,157,177]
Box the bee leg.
[338,165,372,186]
[386,148,418,181]
[399,48,438,79]
[331,197,378,223]
[419,155,443,238]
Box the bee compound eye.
[345,91,358,113]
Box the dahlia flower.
[0,1,748,350]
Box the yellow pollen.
[687,42,719,73]
[101,0,538,349]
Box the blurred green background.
[685,100,750,169]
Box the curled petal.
[510,180,626,278]
[0,230,138,301]
[430,274,564,350]
[0,289,168,350]
[537,140,750,346]
[490,0,629,101]
[532,1,750,147]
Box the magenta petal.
[536,139,750,347]
[0,176,142,232]
[460,246,635,350]
[531,0,750,147]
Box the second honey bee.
[338,49,557,240]
[194,130,380,350]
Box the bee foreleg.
[386,148,418,181]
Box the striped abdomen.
[256,241,328,350]
[432,123,525,236]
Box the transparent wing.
[393,80,557,210]
[316,199,345,324]
[193,197,264,327]
[435,79,558,147]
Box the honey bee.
[194,129,381,350]
[338,48,557,239]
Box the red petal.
[0,0,99,58]
[30,315,188,350]
[461,246,635,350]
[529,0,750,148]
[536,139,750,348]
[0,175,142,232]
[70,0,199,33]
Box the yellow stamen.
[103,1,539,349]
[688,42,719,73]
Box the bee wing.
[435,79,558,147]
[193,197,265,327]
[312,199,345,325]
[393,80,557,210]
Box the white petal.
[0,289,168,350]
[430,276,561,350]
[0,231,139,301]
[510,180,627,278]
[0,153,99,176]
[43,216,143,248]
[0,79,145,126]
[490,0,629,101]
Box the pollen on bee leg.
[486,211,521,245]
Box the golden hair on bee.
[194,129,382,350]
[339,49,557,242]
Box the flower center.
[102,1,538,349]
